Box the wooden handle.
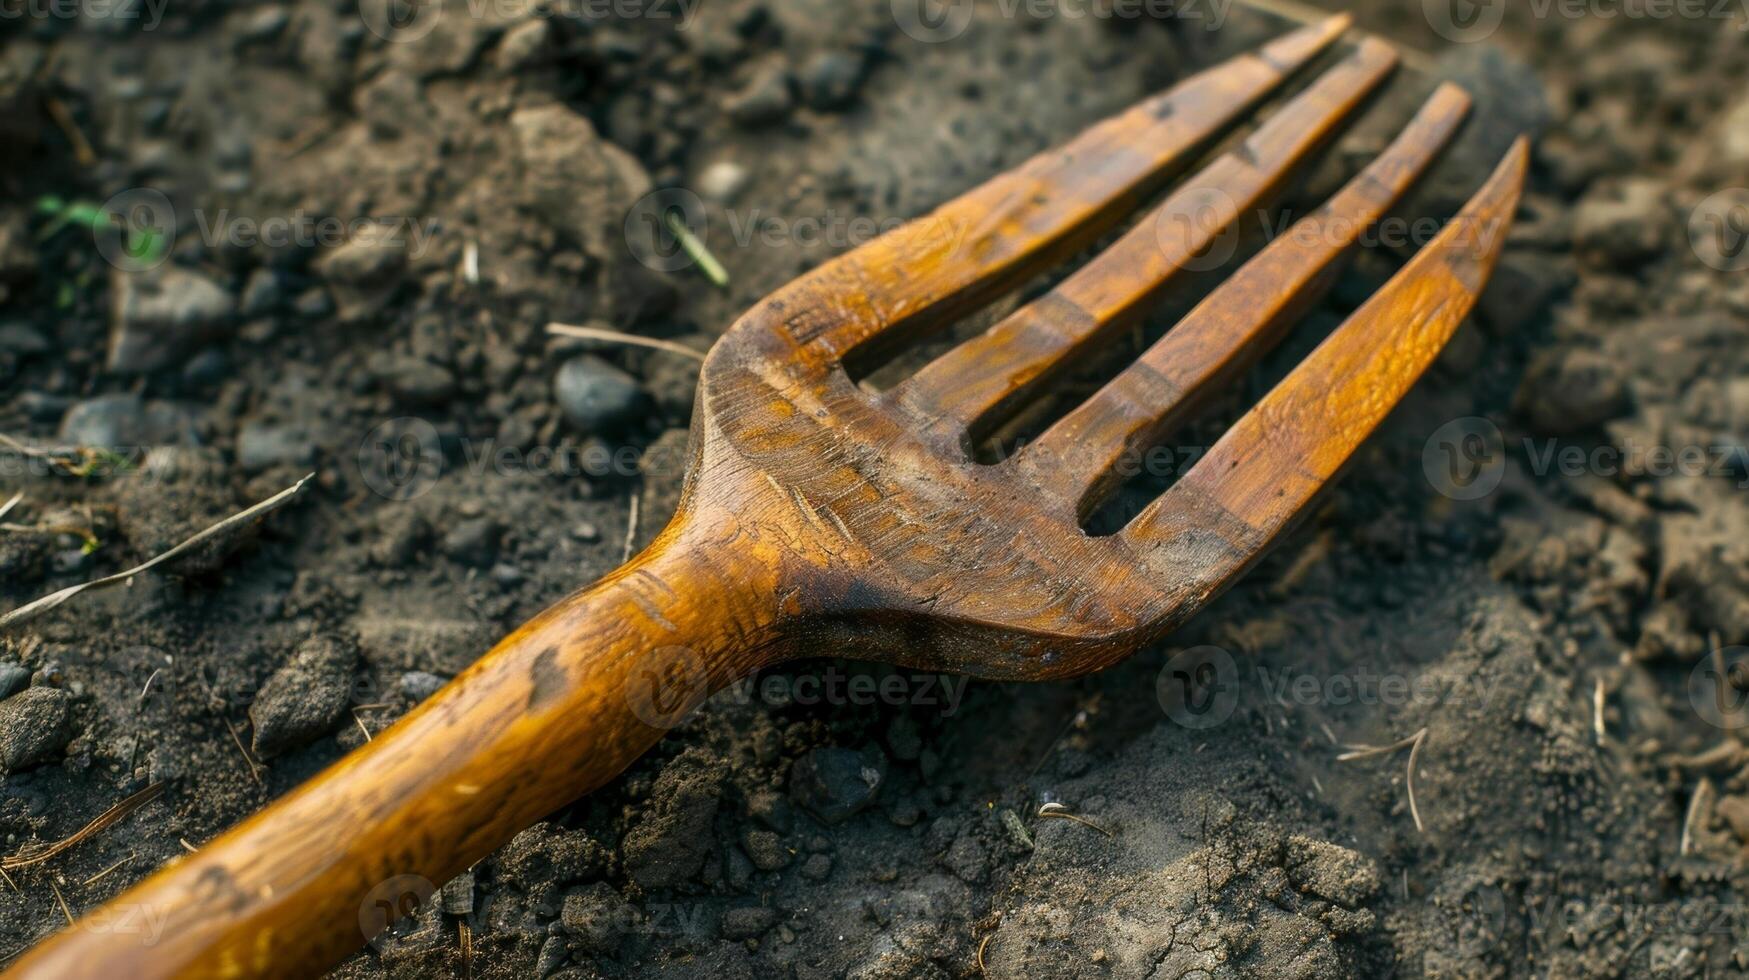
[5,516,785,979]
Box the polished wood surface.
[4,17,1525,978]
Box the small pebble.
[554,355,644,434]
[789,746,887,824]
[698,160,751,203]
[0,665,29,700]
[398,671,446,702]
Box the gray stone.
[239,268,282,317]
[236,420,317,472]
[59,394,195,450]
[441,517,501,567]
[554,355,644,433]
[108,266,236,373]
[0,665,29,700]
[0,687,72,773]
[798,49,866,111]
[398,671,446,702]
[789,746,887,824]
[249,636,358,757]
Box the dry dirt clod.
[248,636,358,758]
[0,686,72,773]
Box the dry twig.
[224,718,264,787]
[1036,802,1114,838]
[0,474,312,630]
[47,881,75,928]
[546,322,708,362]
[2,783,163,870]
[1337,727,1430,833]
[1682,778,1716,857]
[622,489,641,564]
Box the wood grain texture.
[893,37,1400,448]
[1024,82,1474,517]
[3,21,1526,979]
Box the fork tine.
[891,37,1400,446]
[1122,138,1529,569]
[1021,83,1472,518]
[747,17,1353,365]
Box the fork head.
[675,17,1526,681]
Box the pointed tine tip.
[1351,35,1400,70]
[1264,14,1355,66]
[1315,12,1355,39]
[1498,136,1532,191]
[1121,136,1530,556]
[1428,80,1473,115]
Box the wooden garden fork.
[9,16,1526,978]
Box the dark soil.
[3,1,1749,977]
